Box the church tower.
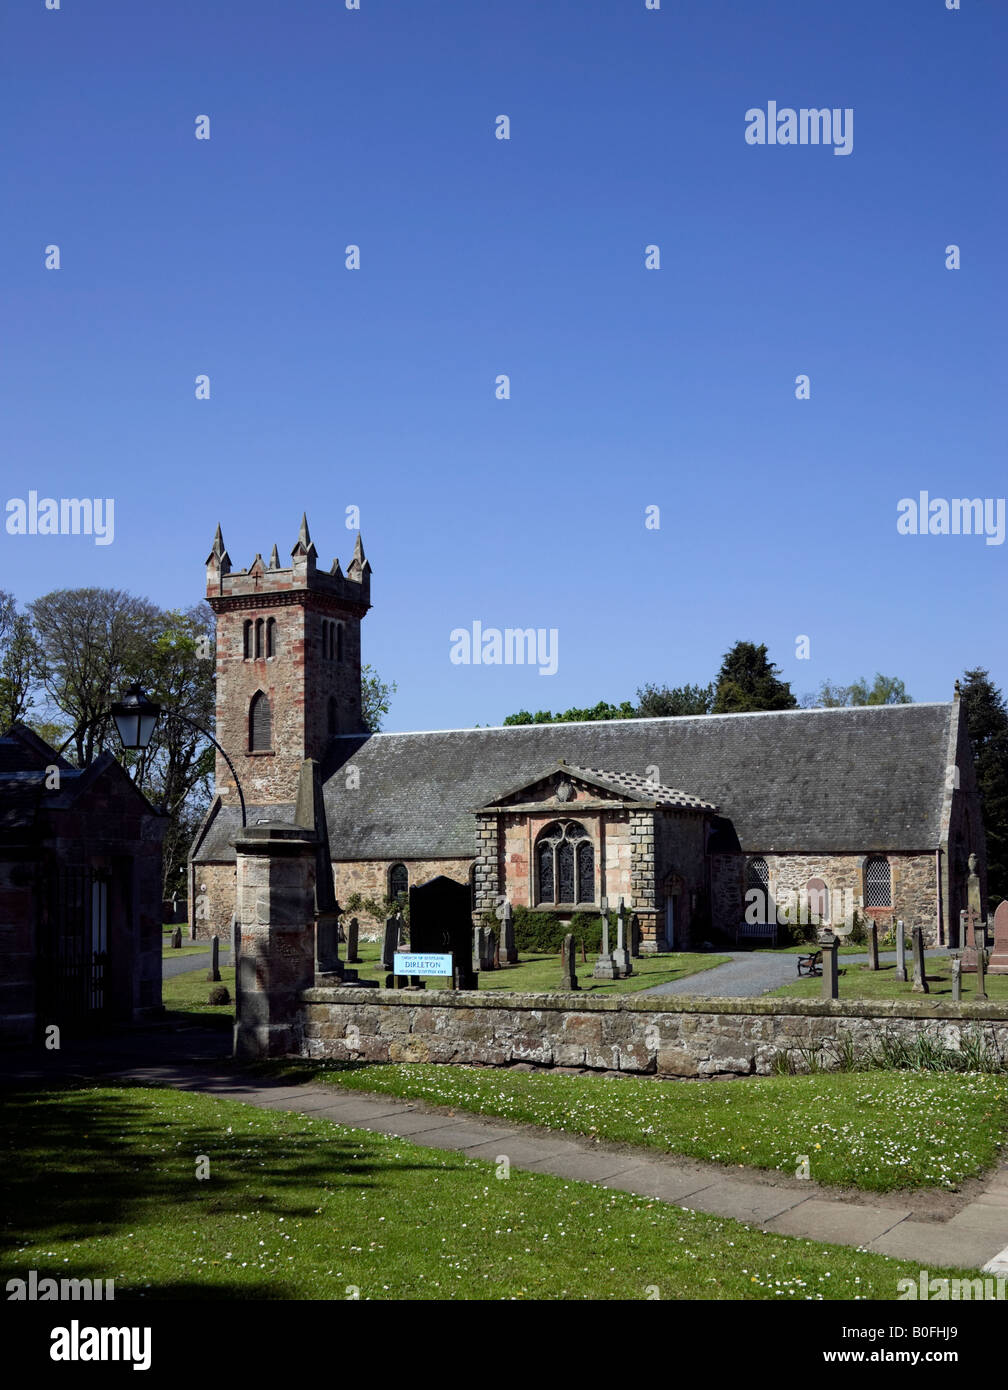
[205,516,371,807]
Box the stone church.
[189,518,987,951]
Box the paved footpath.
[11,1043,1004,1276]
[645,948,949,998]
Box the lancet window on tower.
[266,617,277,659]
[249,691,272,752]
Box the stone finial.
[954,679,962,700]
[330,557,343,577]
[291,512,318,561]
[268,543,280,569]
[348,533,367,578]
[206,523,231,571]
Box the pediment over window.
[473,761,717,814]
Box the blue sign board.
[393,952,453,977]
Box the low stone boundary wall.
[299,987,1008,1077]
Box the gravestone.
[482,927,497,971]
[409,874,477,990]
[560,933,579,991]
[950,954,962,1003]
[975,938,988,1002]
[961,905,985,972]
[294,760,356,981]
[630,912,641,959]
[230,909,239,963]
[381,914,401,971]
[592,896,617,980]
[894,919,907,982]
[206,933,221,983]
[612,897,632,977]
[170,926,182,950]
[346,916,360,964]
[499,900,518,965]
[866,920,879,971]
[822,933,839,1000]
[911,926,929,994]
[990,900,1008,975]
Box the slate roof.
[193,703,958,863]
[477,762,718,812]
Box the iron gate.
[37,866,110,1026]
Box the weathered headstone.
[613,897,632,977]
[560,933,579,991]
[866,920,879,971]
[989,900,1008,975]
[381,914,400,971]
[294,760,356,981]
[961,904,985,972]
[975,938,988,1002]
[206,933,221,982]
[911,926,929,994]
[346,916,360,964]
[230,909,239,963]
[499,900,518,964]
[408,874,476,989]
[170,926,182,950]
[822,933,839,1001]
[630,912,641,959]
[950,953,962,1003]
[482,927,497,971]
[894,919,907,982]
[968,852,983,924]
[592,896,617,980]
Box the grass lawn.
[770,960,1008,1003]
[0,1083,969,1300]
[162,943,210,959]
[347,939,729,994]
[162,966,236,1023]
[755,942,881,956]
[311,1063,1008,1192]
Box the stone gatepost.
[233,822,317,1060]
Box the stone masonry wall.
[767,852,938,942]
[300,986,1008,1077]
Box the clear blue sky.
[2,0,1005,731]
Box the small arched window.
[389,863,408,903]
[746,856,769,917]
[336,622,344,663]
[243,619,252,660]
[535,821,594,906]
[254,618,264,660]
[805,877,830,923]
[249,691,271,752]
[865,858,892,908]
[266,617,277,659]
[327,696,338,737]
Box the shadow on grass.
[0,1080,431,1264]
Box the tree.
[502,700,636,726]
[803,673,913,708]
[29,587,161,765]
[0,591,37,729]
[959,668,1008,905]
[635,682,714,718]
[361,663,397,733]
[712,642,797,714]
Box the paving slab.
[983,1245,1008,1275]
[868,1221,1002,1270]
[946,1204,1008,1238]
[765,1198,911,1245]
[519,1150,647,1185]
[396,1122,519,1151]
[264,1093,407,1121]
[601,1162,718,1203]
[356,1111,464,1137]
[685,1179,809,1224]
[462,1135,588,1165]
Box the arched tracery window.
[389,863,408,903]
[535,821,595,906]
[266,617,277,659]
[249,691,272,752]
[865,858,892,908]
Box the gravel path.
[644,947,950,998]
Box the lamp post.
[110,681,247,828]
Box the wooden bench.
[736,923,777,948]
[797,949,822,977]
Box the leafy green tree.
[635,682,714,717]
[503,700,636,726]
[0,591,38,729]
[804,673,913,708]
[362,663,396,732]
[959,668,1008,904]
[712,641,797,713]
